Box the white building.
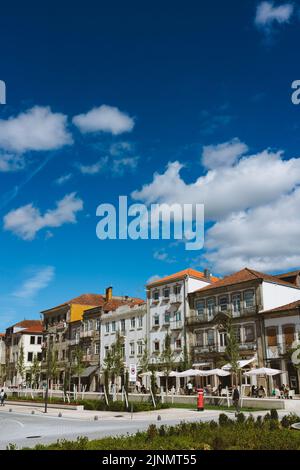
[263,299,300,393]
[100,302,147,377]
[146,268,219,367]
[5,320,43,386]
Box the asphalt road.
[0,408,220,449]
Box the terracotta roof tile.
[193,268,298,293]
[41,294,105,312]
[10,320,43,334]
[263,300,300,314]
[147,268,219,287]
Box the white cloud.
[204,187,300,273]
[54,173,73,185]
[146,274,162,284]
[3,192,83,240]
[0,153,26,172]
[73,105,135,135]
[77,157,109,175]
[0,106,72,153]
[133,140,300,272]
[13,266,55,299]
[255,2,294,32]
[202,138,248,169]
[112,156,139,175]
[132,148,300,220]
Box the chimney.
[106,286,113,301]
[204,268,210,279]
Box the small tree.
[160,332,176,396]
[110,332,125,396]
[17,345,25,385]
[224,317,240,386]
[30,355,41,388]
[72,346,85,392]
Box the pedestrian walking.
[0,389,6,406]
[232,385,240,414]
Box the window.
[37,336,42,345]
[121,344,125,359]
[232,293,241,315]
[120,319,126,332]
[154,341,160,353]
[175,339,182,349]
[96,318,100,331]
[175,310,182,322]
[207,298,215,318]
[174,285,181,295]
[37,352,42,361]
[27,352,33,362]
[207,330,215,346]
[244,290,255,309]
[244,324,255,342]
[61,350,65,360]
[196,331,204,346]
[137,341,143,355]
[105,323,110,333]
[153,315,160,326]
[130,342,135,356]
[153,290,159,300]
[164,312,170,324]
[130,317,136,329]
[195,300,205,318]
[283,325,295,347]
[112,321,116,332]
[104,346,109,357]
[163,288,170,298]
[219,331,227,347]
[86,347,91,356]
[138,316,143,328]
[219,296,228,312]
[95,342,100,355]
[30,336,35,345]
[267,327,277,347]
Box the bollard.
[94,415,98,421]
[197,388,204,411]
[9,408,12,412]
[58,412,62,417]
[31,410,35,415]
[157,415,161,421]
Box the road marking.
[0,418,25,428]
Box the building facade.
[187,268,300,390]
[146,268,219,368]
[100,301,147,380]
[0,333,6,384]
[4,320,43,386]
[263,300,300,392]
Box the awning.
[243,367,282,377]
[78,366,99,378]
[222,356,256,371]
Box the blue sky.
[1,0,300,330]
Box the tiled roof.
[11,320,43,334]
[85,298,145,315]
[263,300,300,314]
[193,268,298,293]
[276,270,300,278]
[147,268,219,287]
[41,293,106,312]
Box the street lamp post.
[44,341,51,413]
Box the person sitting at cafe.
[258,385,266,398]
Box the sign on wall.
[129,363,137,382]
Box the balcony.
[69,338,80,346]
[170,320,183,330]
[80,330,95,338]
[239,342,257,351]
[186,314,209,326]
[45,322,67,334]
[193,343,219,355]
[170,294,182,304]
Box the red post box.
[197,388,204,411]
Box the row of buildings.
[1,267,300,393]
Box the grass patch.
[16,412,300,450]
